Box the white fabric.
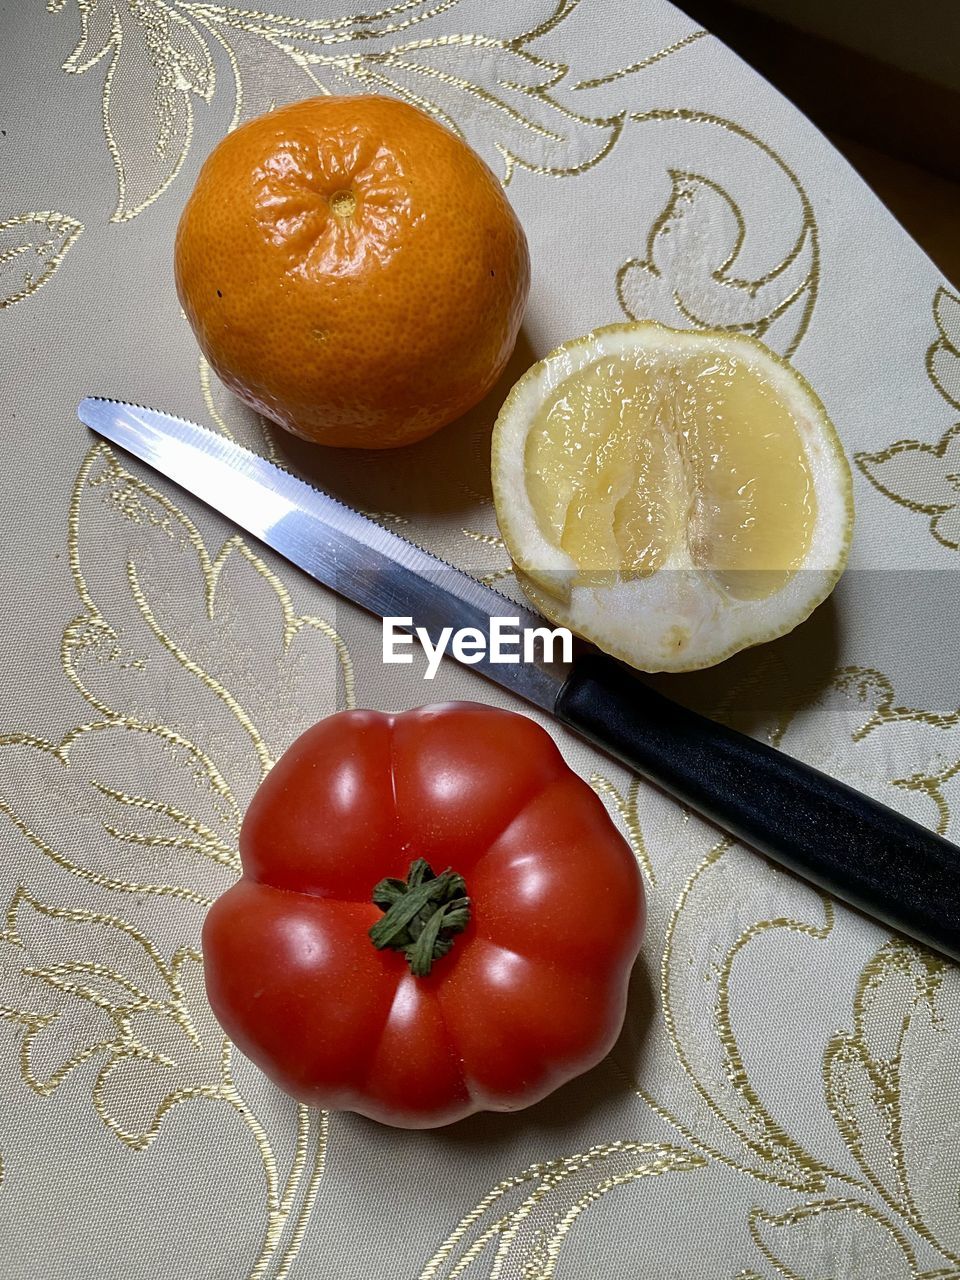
[1,3,959,1277]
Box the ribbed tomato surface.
[203,703,643,1128]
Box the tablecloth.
[1,2,959,1277]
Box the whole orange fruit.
[175,95,530,449]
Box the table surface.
[1,2,959,1277]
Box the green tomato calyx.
[368,858,471,977]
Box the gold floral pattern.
[857,289,960,548]
[824,943,960,1264]
[1,887,218,1141]
[0,443,353,906]
[571,27,706,90]
[0,211,83,308]
[0,442,348,1274]
[418,1143,705,1279]
[856,419,960,550]
[928,286,960,411]
[617,112,819,358]
[616,169,816,355]
[45,0,627,221]
[48,0,215,223]
[0,889,328,1278]
[747,1199,926,1280]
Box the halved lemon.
[492,323,853,672]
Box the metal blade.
[77,398,569,710]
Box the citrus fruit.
[492,323,853,672]
[174,95,530,449]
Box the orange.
[175,95,530,449]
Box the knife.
[78,397,960,962]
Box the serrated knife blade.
[76,396,570,709]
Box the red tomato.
[203,702,644,1127]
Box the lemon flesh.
[525,348,817,601]
[493,324,853,673]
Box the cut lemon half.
[492,323,853,672]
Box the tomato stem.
[368,858,470,977]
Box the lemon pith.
[492,323,853,673]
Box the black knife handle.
[556,653,960,961]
